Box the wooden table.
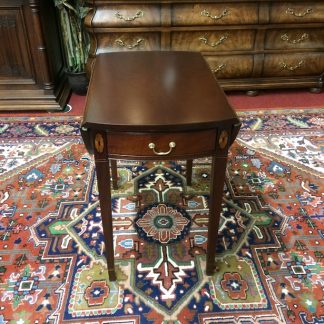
[81,51,241,281]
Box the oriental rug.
[0,109,323,324]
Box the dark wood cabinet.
[85,0,324,93]
[0,0,69,111]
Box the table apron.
[95,152,228,161]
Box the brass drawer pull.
[199,34,229,48]
[148,142,176,155]
[281,33,309,44]
[286,8,313,17]
[201,9,229,20]
[212,63,226,74]
[280,60,305,71]
[115,38,143,49]
[115,10,144,21]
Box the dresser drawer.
[269,2,324,23]
[265,28,324,50]
[263,53,324,77]
[205,55,254,79]
[172,3,258,25]
[92,5,161,27]
[171,30,255,52]
[96,33,161,53]
[106,130,218,159]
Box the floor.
[0,88,323,117]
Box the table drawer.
[92,5,161,27]
[96,32,161,53]
[106,130,217,159]
[269,2,324,23]
[172,3,258,25]
[265,28,324,50]
[171,30,255,52]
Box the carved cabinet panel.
[85,0,324,92]
[0,9,32,79]
[0,0,69,111]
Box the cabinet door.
[0,1,35,88]
[0,0,69,111]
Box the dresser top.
[83,51,239,132]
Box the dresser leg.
[206,155,227,276]
[246,90,259,96]
[186,159,193,186]
[110,159,118,190]
[309,87,322,94]
[94,159,117,281]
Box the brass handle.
[201,9,229,20]
[286,8,313,17]
[212,63,226,74]
[148,142,176,156]
[281,33,309,44]
[280,60,305,71]
[115,10,144,21]
[199,34,229,47]
[115,38,143,49]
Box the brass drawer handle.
[281,33,309,44]
[286,8,313,17]
[212,63,226,74]
[199,34,229,48]
[115,10,144,21]
[280,60,305,71]
[148,142,176,155]
[115,38,143,49]
[201,9,229,20]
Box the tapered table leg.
[186,159,193,186]
[94,158,117,281]
[110,159,118,190]
[206,155,227,275]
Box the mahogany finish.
[84,51,237,131]
[85,0,324,93]
[81,51,241,281]
[0,0,69,111]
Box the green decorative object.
[54,0,92,94]
[54,0,91,73]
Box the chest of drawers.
[85,0,324,93]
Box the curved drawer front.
[107,130,217,158]
[265,28,324,50]
[92,5,161,27]
[171,30,255,52]
[270,2,324,23]
[96,33,161,53]
[206,55,254,79]
[172,3,258,26]
[263,53,324,77]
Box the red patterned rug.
[0,110,323,323]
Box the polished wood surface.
[85,0,324,92]
[172,3,259,25]
[84,51,237,131]
[82,51,241,281]
[0,0,69,111]
[106,129,217,159]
